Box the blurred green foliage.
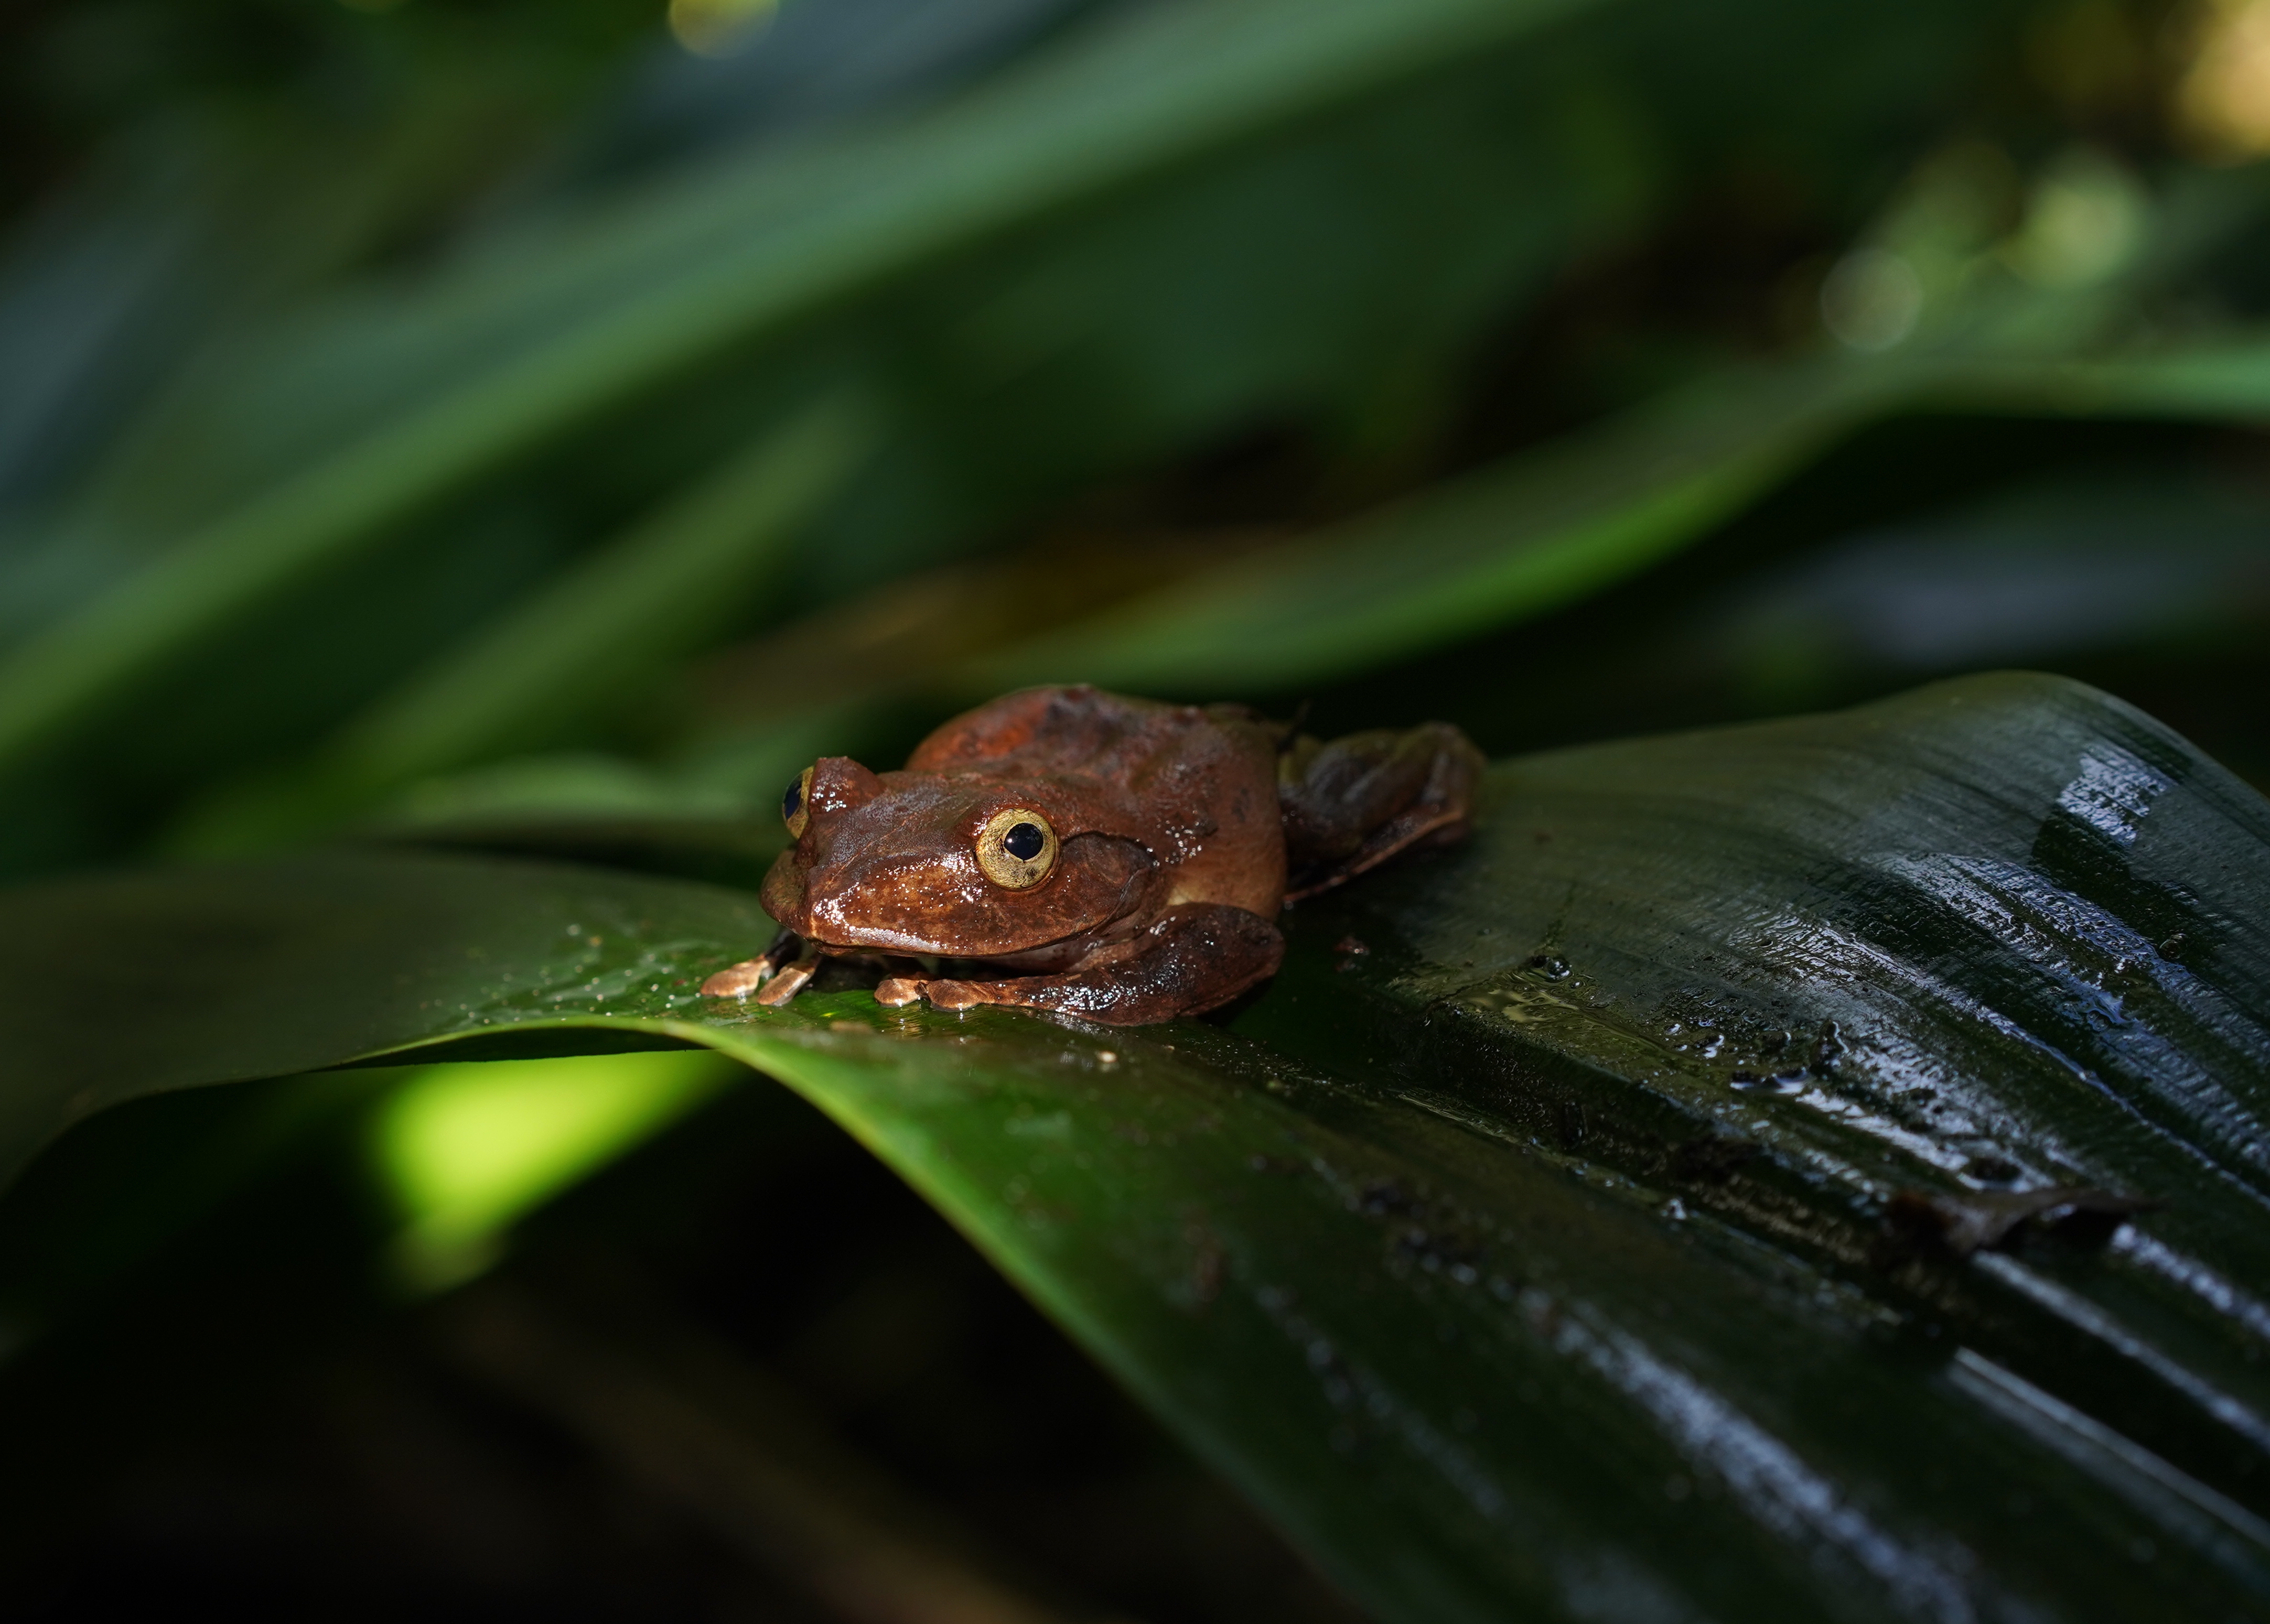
[4,0,2266,883]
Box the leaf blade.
[7,673,2270,1620]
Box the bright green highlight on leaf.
[374,1049,740,1290]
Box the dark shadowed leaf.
[961,359,1887,694]
[956,316,2270,702]
[3,672,2268,1621]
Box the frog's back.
[908,685,1285,916]
[907,685,1262,783]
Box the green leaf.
[158,395,875,856]
[951,312,2270,705]
[2052,335,2270,421]
[0,0,1601,773]
[961,358,1894,694]
[330,393,874,786]
[4,671,2269,1620]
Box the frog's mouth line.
[798,914,1135,968]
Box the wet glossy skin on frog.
[762,762,1166,960]
[702,685,1481,1025]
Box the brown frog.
[701,685,1482,1025]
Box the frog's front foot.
[701,932,816,1004]
[702,958,771,997]
[749,949,820,1005]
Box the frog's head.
[759,756,1152,957]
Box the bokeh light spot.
[668,0,779,58]
[1819,249,1924,352]
[2181,0,2270,159]
[1998,149,2145,289]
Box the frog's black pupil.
[782,778,804,823]
[1003,821,1046,861]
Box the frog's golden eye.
[782,766,815,839]
[975,807,1059,889]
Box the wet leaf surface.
[4,672,2269,1621]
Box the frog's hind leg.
[1279,722,1484,902]
[876,904,1283,1026]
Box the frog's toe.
[750,955,817,1006]
[875,977,925,1006]
[701,957,774,998]
[918,979,988,1011]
